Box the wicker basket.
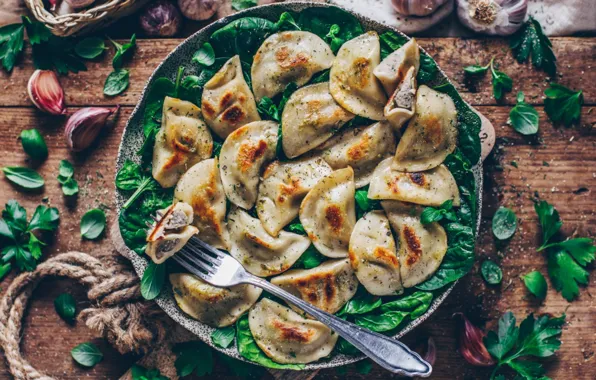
[24,0,152,37]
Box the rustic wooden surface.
[0,10,595,380]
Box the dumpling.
[251,31,334,101]
[256,157,332,236]
[248,298,338,364]
[219,121,278,209]
[348,211,402,296]
[373,38,420,95]
[281,82,354,158]
[271,259,358,314]
[152,97,213,188]
[174,158,229,249]
[317,121,396,188]
[145,202,198,264]
[201,55,261,139]
[299,167,356,258]
[382,201,448,288]
[368,157,461,207]
[227,207,310,277]
[170,273,261,327]
[393,85,458,172]
[384,66,417,131]
[329,31,387,120]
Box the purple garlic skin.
[139,0,183,37]
[453,313,496,367]
[65,106,119,152]
[457,0,528,35]
[178,0,221,21]
[391,0,450,16]
[27,70,66,115]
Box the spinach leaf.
[80,209,106,240]
[174,341,213,377]
[109,34,136,69]
[211,326,235,348]
[522,271,547,300]
[71,342,103,367]
[210,17,277,62]
[355,311,409,332]
[417,53,438,84]
[286,222,306,235]
[298,7,363,52]
[509,92,539,135]
[140,261,166,300]
[338,288,382,315]
[379,31,407,59]
[74,37,106,59]
[231,0,257,11]
[2,167,44,190]
[481,260,503,285]
[354,292,433,332]
[421,200,456,225]
[192,42,215,67]
[355,186,381,219]
[19,129,48,160]
[54,293,76,321]
[116,160,161,209]
[490,59,513,100]
[104,69,130,96]
[492,206,517,240]
[292,245,324,269]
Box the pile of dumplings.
[145,29,460,365]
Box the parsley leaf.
[0,22,25,72]
[510,16,556,76]
[534,200,562,250]
[490,58,512,100]
[509,92,539,135]
[522,270,548,300]
[544,83,583,126]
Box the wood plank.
[0,38,593,108]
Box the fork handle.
[245,277,432,377]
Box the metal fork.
[172,236,432,377]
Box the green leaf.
[544,83,583,126]
[490,59,513,100]
[62,177,79,196]
[2,167,44,189]
[174,341,213,377]
[510,17,556,76]
[355,310,409,332]
[534,200,562,249]
[54,293,76,321]
[210,17,277,63]
[257,96,279,121]
[417,53,438,84]
[110,34,136,69]
[131,364,169,380]
[509,92,539,135]
[0,23,25,72]
[22,16,51,45]
[481,260,503,285]
[19,129,48,160]
[507,360,546,379]
[379,31,407,59]
[492,206,517,240]
[516,313,565,358]
[140,262,166,300]
[115,160,144,190]
[379,291,433,319]
[58,159,75,183]
[71,342,103,367]
[211,326,235,349]
[550,238,595,266]
[463,64,489,75]
[547,249,588,301]
[80,209,106,240]
[275,12,301,32]
[75,37,106,59]
[292,245,324,269]
[2,199,27,233]
[339,291,382,315]
[522,271,548,300]
[298,7,363,53]
[28,205,59,231]
[286,222,306,235]
[484,311,519,360]
[0,263,11,281]
[104,69,130,96]
[325,24,343,53]
[355,360,373,375]
[355,187,381,219]
[231,0,257,11]
[192,42,215,67]
[420,207,444,225]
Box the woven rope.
[0,251,167,380]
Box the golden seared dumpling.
[248,299,338,364]
[382,201,448,288]
[317,121,396,188]
[271,259,358,314]
[227,207,310,277]
[201,56,261,139]
[281,82,354,158]
[152,97,213,188]
[174,158,229,249]
[348,211,402,296]
[330,31,387,120]
[219,121,278,209]
[393,85,458,172]
[384,66,417,131]
[251,31,334,101]
[170,273,261,327]
[299,167,356,258]
[145,202,198,264]
[368,157,460,207]
[256,156,332,236]
[373,38,420,95]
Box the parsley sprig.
[544,83,583,126]
[510,16,556,76]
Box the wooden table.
[0,6,595,380]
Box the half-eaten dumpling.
[145,202,198,264]
[251,31,334,101]
[227,207,310,277]
[256,156,332,236]
[384,66,417,131]
[317,121,396,188]
[330,31,387,120]
[201,56,261,139]
[170,273,261,327]
[348,210,402,296]
[152,97,213,188]
[219,120,278,209]
[373,38,420,95]
[368,157,460,207]
[271,258,358,314]
[174,158,229,249]
[300,167,356,258]
[393,85,458,172]
[281,82,354,158]
[248,298,338,364]
[382,201,448,288]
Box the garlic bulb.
[65,106,119,151]
[457,0,527,35]
[27,70,66,115]
[392,0,450,16]
[177,0,221,21]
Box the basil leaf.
[75,37,105,59]
[62,177,79,196]
[71,342,103,367]
[192,42,215,67]
[0,23,25,72]
[509,92,539,135]
[141,262,166,300]
[522,271,547,299]
[231,0,257,11]
[104,69,130,96]
[58,159,75,183]
[481,260,503,285]
[211,326,235,348]
[80,209,106,240]
[492,206,517,240]
[54,293,76,321]
[2,166,44,189]
[19,129,48,160]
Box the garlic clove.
[414,336,437,366]
[27,70,66,116]
[65,106,119,152]
[392,0,450,16]
[453,312,495,367]
[456,0,528,35]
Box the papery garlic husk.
[457,0,528,35]
[27,70,66,115]
[65,106,119,152]
[392,0,450,16]
[453,313,496,367]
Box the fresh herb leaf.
[509,92,539,135]
[417,53,438,84]
[28,204,60,231]
[110,34,136,69]
[54,293,76,321]
[116,160,161,209]
[325,24,343,53]
[140,262,166,300]
[353,292,433,332]
[0,263,11,281]
[379,31,407,59]
[510,16,556,76]
[19,129,48,160]
[192,42,215,67]
[492,206,517,240]
[490,58,512,100]
[71,342,103,367]
[534,200,562,250]
[210,17,277,63]
[355,360,373,375]
[0,22,25,72]
[131,364,169,380]
[549,238,596,266]
[547,249,588,301]
[338,288,382,316]
[481,260,503,285]
[463,63,490,75]
[355,186,381,219]
[544,83,583,126]
[211,326,235,348]
[298,7,363,53]
[286,222,306,235]
[104,69,130,96]
[275,12,301,32]
[80,209,106,240]
[257,96,279,121]
[522,271,547,300]
[293,245,324,269]
[174,341,213,377]
[57,160,79,196]
[231,0,257,11]
[421,200,456,225]
[2,167,44,189]
[62,178,79,196]
[22,16,51,45]
[75,37,106,59]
